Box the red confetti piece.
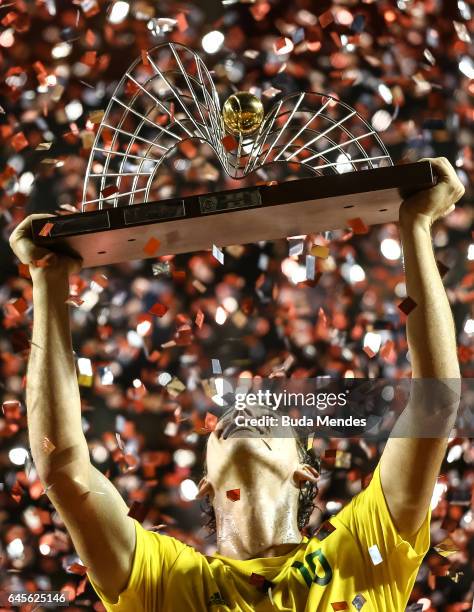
[10,480,24,504]
[249,573,265,588]
[315,520,336,541]
[176,12,188,32]
[205,412,218,432]
[195,309,204,328]
[1,11,17,26]
[226,488,240,502]
[274,37,294,54]
[319,9,334,28]
[85,29,96,46]
[65,295,84,307]
[363,345,376,358]
[67,562,88,575]
[39,221,54,237]
[76,575,88,597]
[149,302,168,317]
[397,296,417,315]
[101,185,119,198]
[347,217,369,234]
[179,139,198,158]
[331,603,348,611]
[10,131,29,152]
[222,134,238,152]
[81,50,97,67]
[2,400,21,420]
[457,344,472,364]
[143,237,161,256]
[18,263,30,279]
[175,324,193,345]
[128,501,149,523]
[380,340,394,360]
[10,297,28,315]
[33,61,47,76]
[436,259,450,278]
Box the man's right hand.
[9,213,83,278]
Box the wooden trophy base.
[32,162,435,268]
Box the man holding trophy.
[9,155,464,611]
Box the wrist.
[31,268,70,296]
[398,211,432,232]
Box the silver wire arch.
[82,42,393,211]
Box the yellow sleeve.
[88,519,187,611]
[335,462,431,595]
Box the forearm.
[399,215,460,379]
[27,272,89,482]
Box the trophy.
[32,43,435,267]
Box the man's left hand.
[399,157,465,226]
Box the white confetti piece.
[305,254,315,280]
[212,244,224,264]
[368,544,383,565]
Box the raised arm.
[380,157,465,537]
[9,215,135,602]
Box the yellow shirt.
[89,463,430,611]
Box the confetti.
[127,501,149,523]
[211,359,222,374]
[226,488,240,501]
[274,37,294,54]
[249,573,274,592]
[310,244,330,258]
[195,310,205,328]
[212,245,224,265]
[152,261,171,276]
[101,185,119,198]
[347,217,369,235]
[305,255,315,280]
[10,131,29,152]
[35,142,53,151]
[368,544,383,565]
[315,520,336,541]
[89,110,105,124]
[435,259,450,278]
[39,221,54,237]
[352,594,366,610]
[331,603,348,611]
[222,134,238,151]
[149,302,168,317]
[318,9,334,28]
[66,562,88,575]
[362,345,376,359]
[0,3,472,608]
[42,437,56,455]
[397,296,417,315]
[143,237,161,256]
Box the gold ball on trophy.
[222,91,264,136]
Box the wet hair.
[201,432,321,535]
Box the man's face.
[205,405,302,496]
